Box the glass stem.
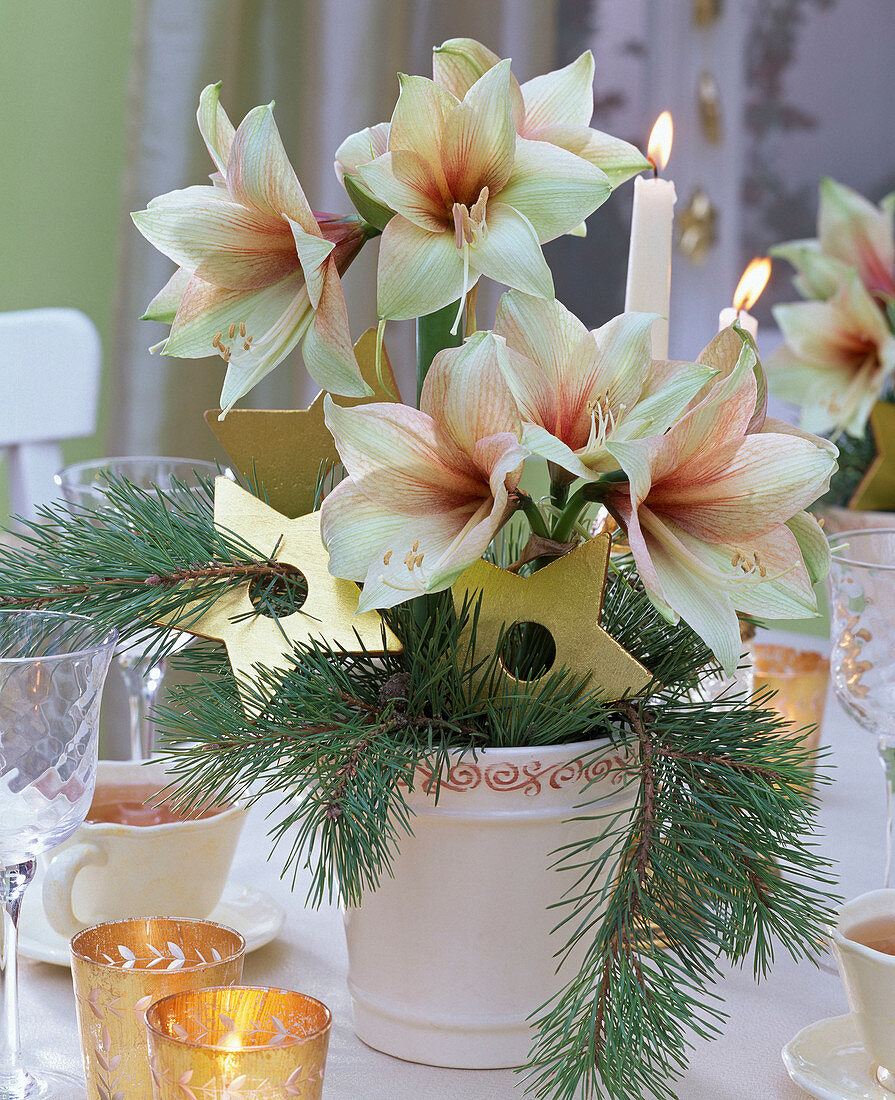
[0,861,35,1093]
[119,657,166,760]
[879,733,895,887]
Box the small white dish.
[18,881,286,967]
[783,1014,895,1099]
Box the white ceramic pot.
[343,737,636,1069]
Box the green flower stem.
[552,472,628,544]
[516,492,551,540]
[415,301,463,405]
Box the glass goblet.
[54,457,232,760]
[0,610,116,1099]
[828,528,895,885]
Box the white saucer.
[18,881,286,967]
[783,1014,895,1099]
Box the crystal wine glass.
[54,457,232,760]
[0,610,116,1099]
[828,528,895,884]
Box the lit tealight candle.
[625,111,676,359]
[718,257,771,339]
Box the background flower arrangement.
[769,177,895,511]
[0,38,841,1100]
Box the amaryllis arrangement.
[769,177,895,507]
[1,39,840,1100]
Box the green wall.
[1,1,135,517]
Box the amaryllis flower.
[772,177,895,302]
[769,269,895,437]
[321,332,528,610]
[492,291,713,479]
[346,61,611,320]
[432,38,648,189]
[133,83,371,414]
[604,331,837,673]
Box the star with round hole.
[451,534,651,702]
[205,328,400,518]
[172,476,401,708]
[849,401,895,512]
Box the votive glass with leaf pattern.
[144,987,331,1100]
[70,917,245,1100]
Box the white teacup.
[42,760,247,937]
[830,889,895,1088]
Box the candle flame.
[733,257,771,311]
[647,112,673,172]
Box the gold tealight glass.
[71,917,245,1099]
[753,644,831,764]
[145,986,332,1100]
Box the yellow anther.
[228,323,236,339]
[383,550,392,565]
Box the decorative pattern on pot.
[344,738,637,1070]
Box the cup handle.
[42,842,106,938]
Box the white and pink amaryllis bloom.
[492,291,713,479]
[132,84,370,415]
[604,331,837,673]
[769,269,895,437]
[340,60,612,321]
[772,177,895,302]
[320,332,528,611]
[431,38,649,189]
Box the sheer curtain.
[110,0,562,458]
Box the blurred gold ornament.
[850,402,895,512]
[697,71,723,144]
[171,477,401,707]
[205,327,400,518]
[145,986,331,1100]
[678,187,717,263]
[452,535,651,703]
[693,0,723,25]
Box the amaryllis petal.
[323,396,482,508]
[226,104,317,229]
[197,83,235,179]
[441,60,515,200]
[162,271,304,358]
[132,190,296,290]
[495,137,610,243]
[288,220,334,308]
[786,510,831,584]
[376,216,467,320]
[768,239,850,301]
[468,203,553,300]
[818,176,895,298]
[494,290,587,386]
[521,421,595,481]
[420,332,521,453]
[357,151,446,231]
[432,38,526,132]
[142,266,193,323]
[539,124,648,189]
[301,263,369,398]
[334,122,391,181]
[389,74,455,164]
[520,52,595,131]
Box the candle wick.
[647,157,658,179]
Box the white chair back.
[0,308,101,521]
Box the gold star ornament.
[173,477,401,707]
[849,401,895,512]
[451,535,651,703]
[205,327,400,518]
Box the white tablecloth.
[19,636,871,1099]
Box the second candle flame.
[733,257,772,311]
[647,112,673,172]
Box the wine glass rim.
[0,609,117,663]
[828,527,895,570]
[55,456,225,484]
